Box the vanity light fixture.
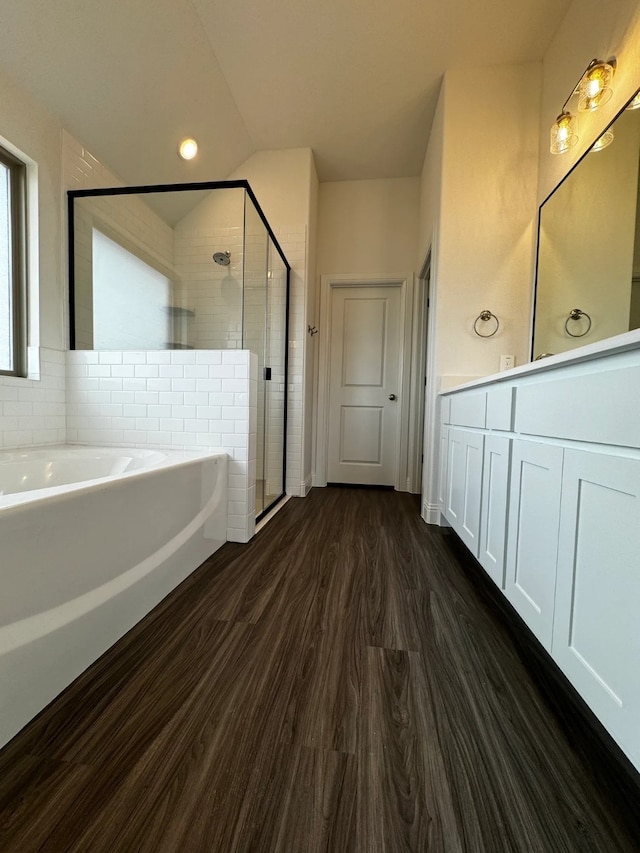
[178,138,198,160]
[577,59,616,112]
[627,90,640,110]
[590,129,614,152]
[550,57,616,154]
[550,111,579,154]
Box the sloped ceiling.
[0,0,571,188]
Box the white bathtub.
[0,444,227,749]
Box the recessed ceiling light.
[178,138,198,160]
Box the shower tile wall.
[173,227,245,350]
[65,349,258,543]
[63,132,309,507]
[0,348,66,449]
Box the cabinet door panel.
[553,450,640,769]
[479,434,511,588]
[445,428,484,557]
[505,440,563,650]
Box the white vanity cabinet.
[441,387,512,584]
[437,334,640,774]
[478,433,511,588]
[552,449,640,770]
[445,427,484,556]
[504,439,563,651]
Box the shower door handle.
[264,367,272,381]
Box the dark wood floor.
[0,488,638,852]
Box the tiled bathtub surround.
[0,349,66,448]
[65,349,258,543]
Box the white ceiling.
[0,0,571,188]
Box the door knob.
[388,394,397,401]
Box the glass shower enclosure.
[68,180,289,520]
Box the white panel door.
[445,428,484,557]
[505,440,564,650]
[327,286,402,485]
[552,449,640,769]
[478,434,511,588]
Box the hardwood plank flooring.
[0,487,638,852]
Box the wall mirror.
[533,91,640,359]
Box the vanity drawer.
[487,385,514,431]
[515,365,640,448]
[449,391,487,428]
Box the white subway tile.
[169,351,197,365]
[134,365,159,379]
[146,351,172,364]
[146,378,172,392]
[184,365,209,379]
[123,404,147,417]
[111,365,135,378]
[159,418,184,432]
[122,352,147,364]
[135,418,160,431]
[99,378,123,392]
[184,419,209,433]
[123,379,148,392]
[159,365,185,378]
[171,405,196,419]
[134,391,159,405]
[111,392,136,404]
[171,379,197,392]
[195,405,222,420]
[159,391,183,405]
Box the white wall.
[304,158,320,485]
[434,63,542,381]
[317,178,420,274]
[0,67,67,448]
[228,148,315,226]
[0,69,63,353]
[417,62,541,520]
[417,90,444,273]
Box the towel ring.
[564,308,592,337]
[473,310,499,338]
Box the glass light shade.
[590,129,614,152]
[627,91,640,111]
[550,112,578,154]
[178,138,198,160]
[577,62,614,111]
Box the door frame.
[315,273,414,489]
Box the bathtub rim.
[0,443,227,512]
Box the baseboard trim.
[422,501,441,525]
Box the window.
[0,143,26,375]
[92,228,171,350]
